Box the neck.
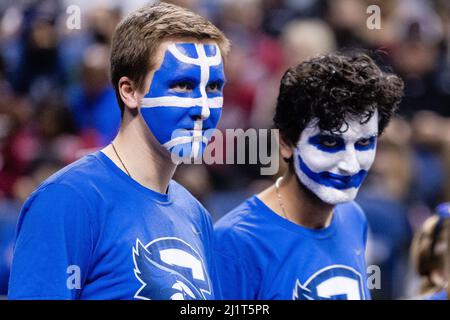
[260,171,334,229]
[102,113,177,194]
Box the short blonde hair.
[110,1,230,113]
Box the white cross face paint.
[140,42,225,161]
[293,111,379,205]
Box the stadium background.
[0,0,449,299]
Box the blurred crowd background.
[0,0,449,299]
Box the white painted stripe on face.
[190,119,204,158]
[196,43,210,120]
[163,136,192,149]
[162,134,209,150]
[141,97,223,108]
[167,44,200,65]
[167,43,222,66]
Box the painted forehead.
[145,42,225,99]
[302,111,379,139]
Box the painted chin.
[295,164,361,205]
[313,186,359,205]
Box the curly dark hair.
[273,52,404,146]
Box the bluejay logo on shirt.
[293,265,365,300]
[132,237,212,300]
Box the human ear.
[118,76,141,111]
[280,134,294,161]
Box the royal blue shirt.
[9,151,218,300]
[214,196,370,300]
[423,290,447,300]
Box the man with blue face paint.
[9,2,229,300]
[140,42,225,161]
[215,53,404,300]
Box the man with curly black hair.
[214,52,404,300]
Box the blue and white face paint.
[141,42,225,161]
[293,111,379,205]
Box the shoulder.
[214,197,261,254]
[169,180,213,227]
[22,153,109,219]
[170,180,199,202]
[39,152,108,193]
[336,201,367,224]
[17,178,97,245]
[423,290,448,300]
[214,197,257,234]
[170,180,208,213]
[335,201,368,242]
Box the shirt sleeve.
[8,183,94,300]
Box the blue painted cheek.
[297,154,368,190]
[142,107,194,145]
[142,106,222,146]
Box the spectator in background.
[202,0,284,204]
[442,119,450,203]
[357,118,414,299]
[250,19,337,130]
[10,3,66,101]
[67,44,121,146]
[324,0,370,47]
[0,51,29,198]
[389,0,450,117]
[409,111,448,208]
[35,93,98,163]
[259,0,323,36]
[0,198,17,297]
[218,0,282,130]
[410,203,449,300]
[447,214,450,300]
[59,5,122,78]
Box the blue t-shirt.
[214,196,370,300]
[9,151,218,300]
[423,290,448,300]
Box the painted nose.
[200,97,211,120]
[189,99,210,121]
[337,146,360,175]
